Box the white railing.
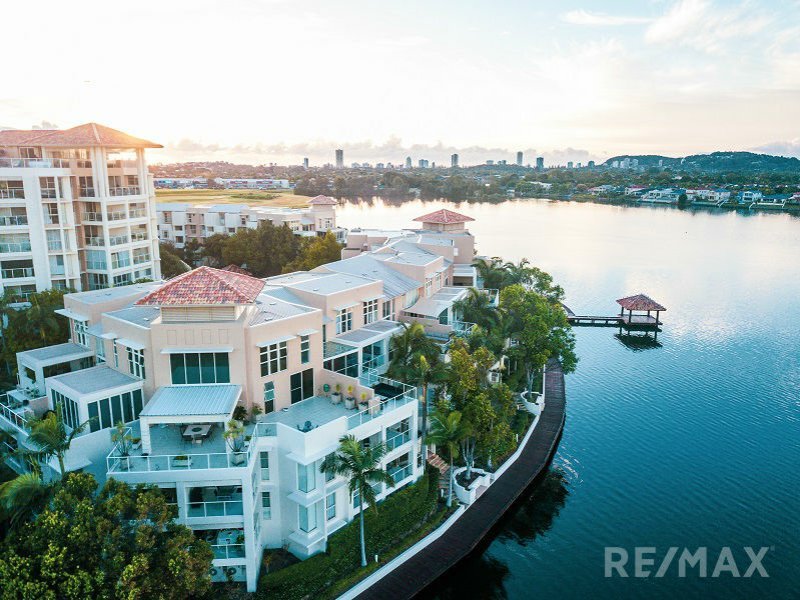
[47,240,62,251]
[347,376,415,429]
[129,209,147,218]
[109,186,141,196]
[132,254,151,265]
[0,393,31,432]
[106,450,250,473]
[1,267,34,279]
[0,216,28,226]
[386,430,410,451]
[211,544,245,559]
[387,464,412,484]
[83,212,103,222]
[109,235,130,246]
[187,500,244,518]
[0,157,70,168]
[85,236,105,246]
[452,320,477,337]
[0,189,25,199]
[107,210,127,221]
[0,242,31,253]
[85,260,107,270]
[79,187,95,198]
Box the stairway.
[426,451,450,492]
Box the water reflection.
[614,329,663,351]
[421,470,570,600]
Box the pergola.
[616,294,666,326]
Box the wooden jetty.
[354,360,566,600]
[563,293,666,330]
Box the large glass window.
[127,347,145,378]
[298,505,317,533]
[382,300,392,320]
[260,452,270,480]
[263,381,275,414]
[170,352,230,384]
[323,351,359,378]
[85,389,143,433]
[336,309,352,334]
[52,390,80,431]
[290,369,314,404]
[300,335,310,364]
[260,342,287,377]
[262,492,271,519]
[297,462,316,493]
[74,320,88,347]
[363,299,378,324]
[326,493,336,521]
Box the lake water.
[336,198,800,599]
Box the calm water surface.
[336,198,800,599]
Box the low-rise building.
[639,188,684,204]
[157,195,345,248]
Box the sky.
[2,0,800,166]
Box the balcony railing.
[0,216,28,226]
[109,235,129,246]
[85,237,105,247]
[386,430,410,451]
[132,254,151,265]
[83,212,103,222]
[131,232,148,242]
[388,464,412,484]
[1,267,34,279]
[109,186,141,196]
[0,242,31,253]
[347,376,416,430]
[211,544,245,559]
[47,240,62,251]
[0,393,31,433]
[111,259,131,269]
[85,260,107,270]
[129,209,147,218]
[79,187,95,198]
[0,157,70,168]
[107,210,127,221]
[107,450,250,474]
[452,320,477,337]
[0,189,25,199]
[187,500,244,519]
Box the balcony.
[85,236,105,247]
[85,260,107,270]
[211,544,245,560]
[187,486,244,518]
[0,157,69,168]
[0,189,25,199]
[129,208,147,218]
[47,240,63,251]
[0,216,28,227]
[133,254,151,265]
[1,267,34,279]
[388,463,413,484]
[79,187,95,198]
[0,393,33,433]
[0,241,31,253]
[107,210,128,221]
[109,186,141,196]
[83,212,103,222]
[109,235,130,246]
[131,231,148,242]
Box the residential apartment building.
[685,188,731,204]
[0,123,162,297]
[157,195,345,249]
[639,187,683,204]
[0,208,483,591]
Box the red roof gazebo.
[616,294,666,326]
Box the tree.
[473,257,507,291]
[283,232,344,273]
[202,233,229,267]
[427,410,464,507]
[182,238,203,267]
[159,242,190,278]
[0,473,213,599]
[500,284,577,397]
[0,471,51,526]
[453,287,500,332]
[320,435,395,567]
[26,404,94,477]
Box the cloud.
[645,0,771,54]
[561,9,651,26]
[154,137,598,167]
[751,139,800,158]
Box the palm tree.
[453,287,500,332]
[386,323,440,383]
[26,294,62,345]
[0,471,51,525]
[427,410,465,507]
[503,258,534,287]
[320,435,396,567]
[473,257,507,290]
[26,404,93,477]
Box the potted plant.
[250,405,263,423]
[322,383,331,397]
[131,436,142,450]
[331,384,342,404]
[232,405,247,425]
[111,421,133,457]
[173,454,191,468]
[224,420,247,465]
[358,392,369,411]
[344,395,355,410]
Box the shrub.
[258,468,440,600]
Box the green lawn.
[155,189,311,207]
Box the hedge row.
[258,467,440,600]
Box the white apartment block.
[639,187,683,204]
[157,195,345,249]
[154,178,291,190]
[0,124,161,296]
[685,188,731,203]
[0,208,483,591]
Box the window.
[170,352,230,384]
[260,452,270,480]
[382,300,392,320]
[79,176,94,197]
[325,453,335,482]
[300,335,310,364]
[297,462,316,493]
[336,309,352,334]
[86,389,143,433]
[127,347,145,378]
[96,338,106,363]
[113,273,132,286]
[298,505,317,533]
[39,177,57,199]
[261,492,271,519]
[260,342,287,377]
[52,390,80,431]
[363,299,378,324]
[112,341,119,367]
[290,369,314,404]
[323,351,359,378]
[263,381,275,414]
[74,320,88,347]
[424,278,433,297]
[326,493,336,521]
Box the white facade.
[0,124,162,297]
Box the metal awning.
[54,308,88,321]
[160,346,235,354]
[116,338,146,351]
[140,384,241,418]
[256,335,295,348]
[404,296,450,318]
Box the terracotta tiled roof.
[616,294,666,312]
[135,266,264,306]
[0,123,162,149]
[221,264,253,276]
[309,195,338,206]
[412,209,475,224]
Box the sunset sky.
[2,0,799,165]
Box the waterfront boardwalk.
[563,294,665,329]
[354,361,566,600]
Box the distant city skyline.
[2,0,799,165]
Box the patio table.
[182,423,211,440]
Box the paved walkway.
[354,360,566,599]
